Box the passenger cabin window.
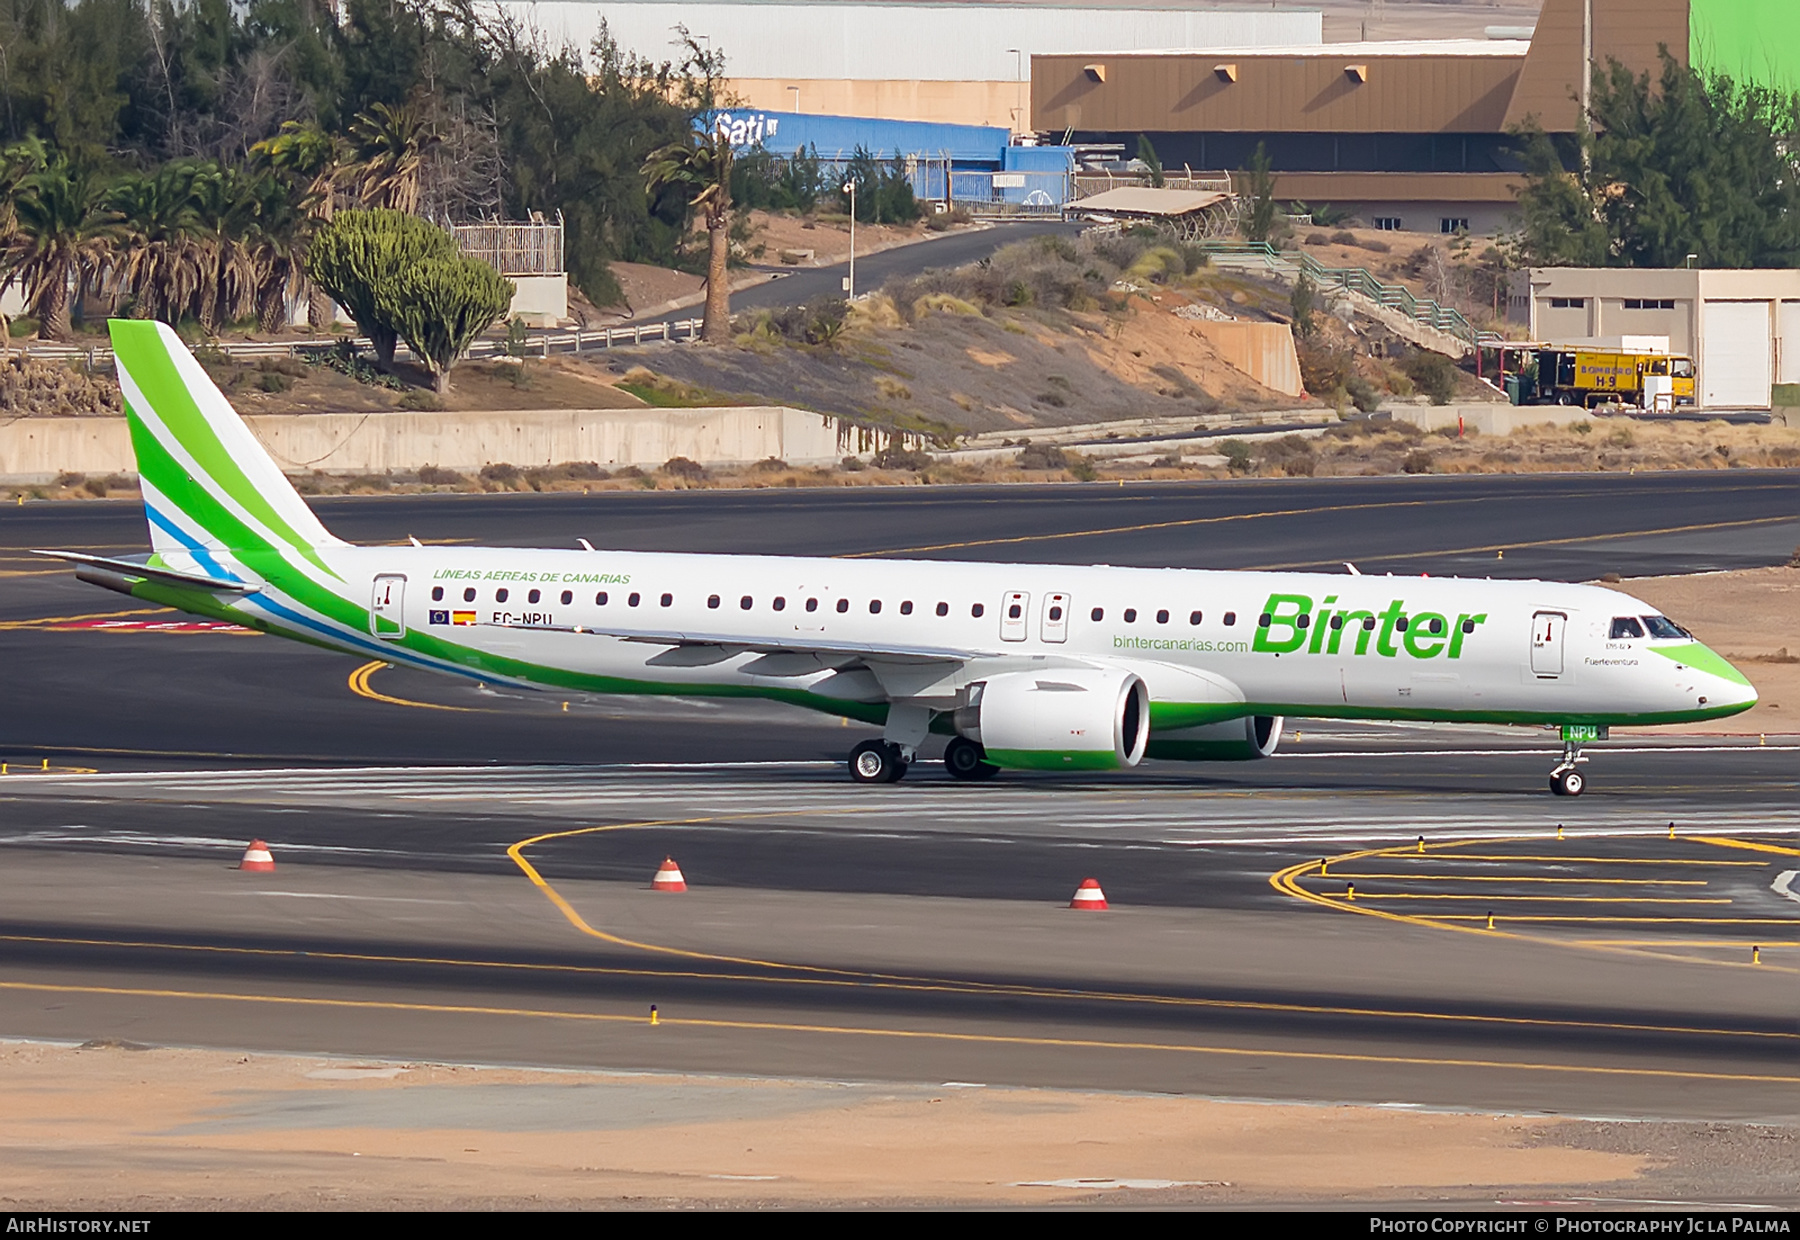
[1643,615,1689,639]
[660,593,673,607]
[1257,613,1270,628]
[432,586,444,601]
[773,597,786,611]
[595,591,608,605]
[1123,608,1137,623]
[836,598,850,613]
[1223,612,1236,626]
[936,602,949,616]
[900,601,913,615]
[740,596,753,610]
[1330,615,1344,630]
[971,603,985,618]
[1426,617,1443,635]
[870,600,882,614]
[1610,616,1647,639]
[496,588,509,603]
[1460,618,1476,634]
[1363,616,1377,631]
[1189,610,1202,625]
[560,590,572,605]
[1091,607,1104,621]
[628,592,641,607]
[528,589,541,604]
[708,595,721,609]
[807,598,819,612]
[1395,616,1408,632]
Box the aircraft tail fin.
[107,319,344,559]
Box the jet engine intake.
[954,668,1150,770]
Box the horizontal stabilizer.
[31,550,260,594]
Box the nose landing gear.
[1549,737,1588,797]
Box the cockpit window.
[1641,615,1690,639]
[1609,617,1646,639]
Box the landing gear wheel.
[944,736,999,781]
[849,739,906,784]
[1550,767,1586,797]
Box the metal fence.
[450,216,565,276]
[1073,169,1234,199]
[7,319,705,369]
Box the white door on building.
[1701,300,1773,408]
[1777,301,1800,386]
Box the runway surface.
[1,473,1798,1125]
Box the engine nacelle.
[1145,714,1284,762]
[955,668,1149,771]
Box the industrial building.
[514,2,1319,130]
[1518,268,1800,410]
[1031,0,1691,233]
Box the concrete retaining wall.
[0,405,846,483]
[1190,321,1304,397]
[1387,403,1591,436]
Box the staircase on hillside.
[1199,242,1504,357]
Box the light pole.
[843,180,856,299]
[1006,47,1023,133]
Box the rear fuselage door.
[371,574,406,639]
[1041,592,1070,643]
[1530,610,1566,677]
[1000,591,1030,641]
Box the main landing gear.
[1549,738,1588,797]
[849,739,909,783]
[847,736,1000,783]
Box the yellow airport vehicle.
[1522,347,1696,410]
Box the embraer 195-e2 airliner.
[38,322,1759,796]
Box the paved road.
[2,474,1797,1123]
[640,220,1080,323]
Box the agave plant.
[7,158,122,341]
[109,162,205,325]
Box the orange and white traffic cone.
[1069,878,1107,910]
[238,839,276,872]
[651,857,687,892]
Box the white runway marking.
[2,761,1795,851]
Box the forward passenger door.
[1531,611,1566,678]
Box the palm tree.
[644,31,737,344]
[0,138,48,352]
[245,170,311,333]
[109,162,204,325]
[252,121,343,328]
[188,164,260,335]
[643,127,735,343]
[347,98,440,215]
[7,159,121,341]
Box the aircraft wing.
[479,618,998,664]
[31,550,260,594]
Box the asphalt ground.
[638,220,1079,323]
[1,473,1798,1126]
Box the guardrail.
[3,318,705,369]
[1198,241,1482,345]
